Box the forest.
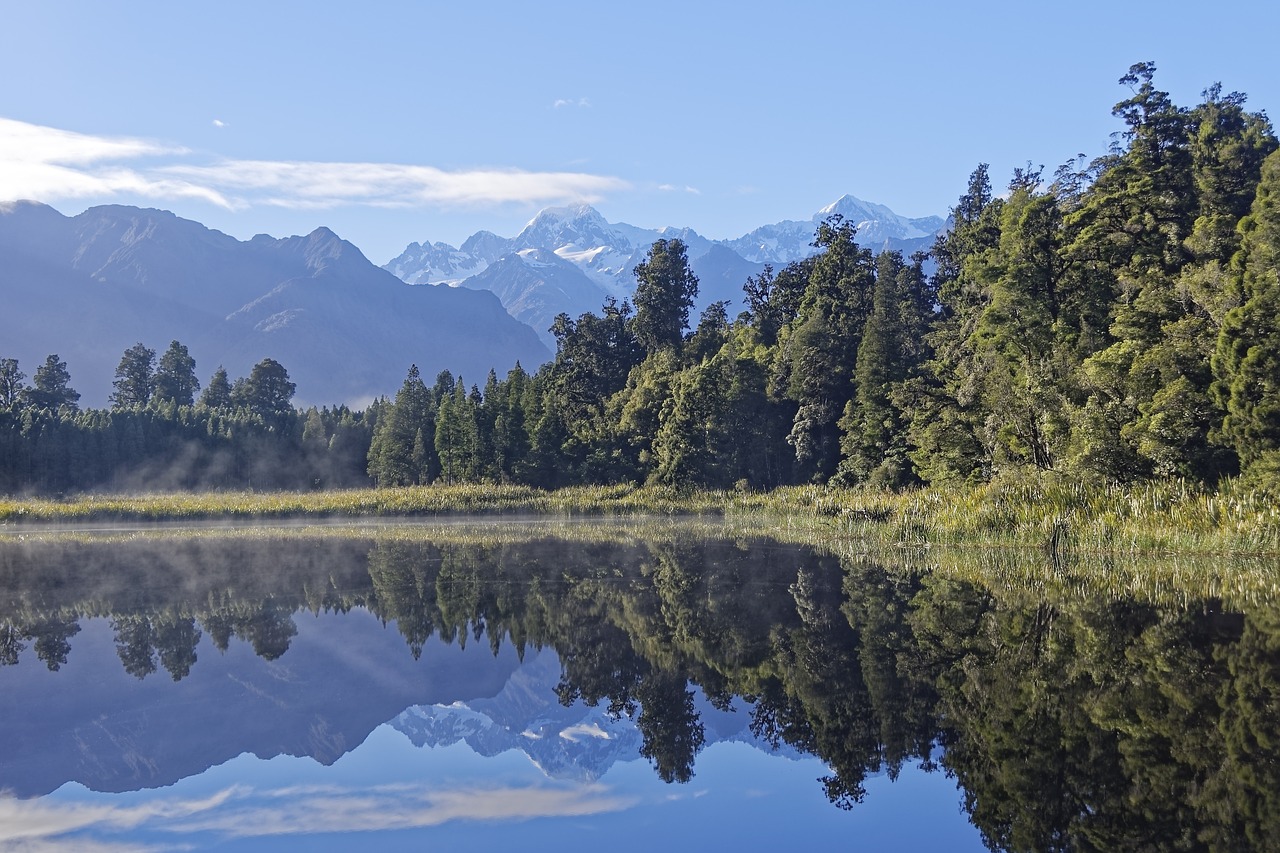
[2,63,1278,497]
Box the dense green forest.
[3,64,1279,496]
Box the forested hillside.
[3,64,1278,495]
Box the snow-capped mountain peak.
[514,203,629,256]
[382,193,945,344]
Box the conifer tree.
[24,355,80,413]
[1213,148,1280,471]
[199,367,233,410]
[777,215,876,479]
[632,239,699,355]
[111,343,156,408]
[153,340,200,406]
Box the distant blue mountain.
[0,201,551,407]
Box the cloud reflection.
[0,782,634,846]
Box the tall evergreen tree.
[632,239,699,355]
[435,379,476,483]
[368,364,436,486]
[776,216,876,479]
[837,251,931,486]
[1213,148,1280,471]
[904,166,1003,484]
[110,343,156,408]
[23,354,80,413]
[0,358,25,409]
[235,358,296,421]
[153,340,200,406]
[199,366,233,410]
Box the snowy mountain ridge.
[382,195,945,342]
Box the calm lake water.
[1,522,1276,851]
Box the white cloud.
[0,117,628,213]
[657,183,701,195]
[553,97,591,109]
[0,118,229,207]
[212,119,226,128]
[161,160,629,210]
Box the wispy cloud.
[160,160,628,210]
[553,97,591,109]
[0,118,230,207]
[211,119,227,128]
[0,117,628,212]
[657,184,701,195]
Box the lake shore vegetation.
[2,475,1279,558]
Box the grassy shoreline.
[2,478,1279,555]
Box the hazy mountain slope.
[455,249,612,349]
[0,202,550,406]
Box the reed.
[2,476,1278,556]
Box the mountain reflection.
[1,526,1277,850]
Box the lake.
[1,521,1276,850]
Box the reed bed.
[2,477,1278,556]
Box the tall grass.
[2,476,1278,555]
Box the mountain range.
[0,201,550,407]
[0,195,943,406]
[383,195,945,349]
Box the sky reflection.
[15,723,980,852]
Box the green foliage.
[631,238,699,355]
[0,359,25,410]
[1214,149,1280,470]
[233,358,296,421]
[22,354,80,413]
[153,340,200,406]
[110,343,156,409]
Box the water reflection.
[1,525,1277,850]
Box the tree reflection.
[0,622,23,666]
[24,617,81,671]
[2,530,1279,848]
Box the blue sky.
[2,1,1277,264]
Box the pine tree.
[153,340,200,406]
[368,365,435,486]
[110,343,156,408]
[23,354,80,413]
[199,367,233,410]
[0,358,25,409]
[837,251,931,486]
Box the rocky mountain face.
[0,201,550,407]
[383,195,946,340]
